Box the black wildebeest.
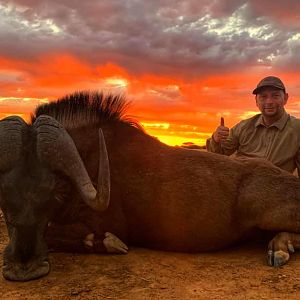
[1,91,300,281]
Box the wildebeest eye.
[53,175,71,205]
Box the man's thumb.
[220,117,225,127]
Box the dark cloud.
[250,0,300,26]
[0,0,300,78]
[207,0,247,18]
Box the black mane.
[31,91,141,130]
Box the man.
[207,76,300,174]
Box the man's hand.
[212,117,229,143]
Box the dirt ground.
[1,215,300,300]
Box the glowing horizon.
[1,1,300,146]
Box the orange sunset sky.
[1,0,300,146]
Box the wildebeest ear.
[0,116,27,172]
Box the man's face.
[255,87,288,118]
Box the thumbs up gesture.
[213,117,229,143]
[220,117,225,127]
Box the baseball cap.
[252,76,286,94]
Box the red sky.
[1,0,300,146]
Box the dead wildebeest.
[1,91,300,281]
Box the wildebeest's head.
[0,115,110,281]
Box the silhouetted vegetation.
[180,142,206,150]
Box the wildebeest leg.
[247,199,300,266]
[46,222,128,254]
[267,232,300,267]
[46,222,103,252]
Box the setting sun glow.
[1,1,300,147]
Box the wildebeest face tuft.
[0,165,63,281]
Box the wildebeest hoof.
[268,250,290,267]
[103,232,128,254]
[84,233,95,248]
[267,233,295,267]
[274,250,290,267]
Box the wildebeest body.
[63,121,300,252]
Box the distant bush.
[179,142,206,150]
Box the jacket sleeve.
[206,124,240,156]
[295,148,300,178]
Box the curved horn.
[33,115,110,211]
[0,116,27,171]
